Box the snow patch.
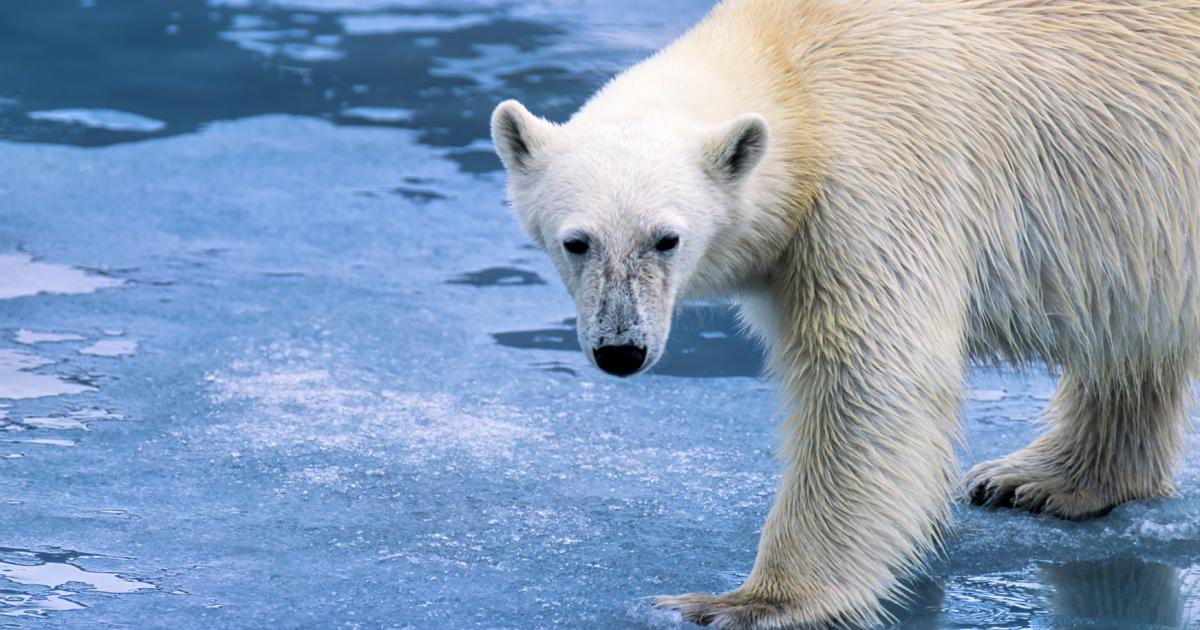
[0,253,123,300]
[70,408,124,421]
[2,438,78,447]
[78,339,138,357]
[27,109,166,133]
[0,590,85,618]
[0,350,95,400]
[0,558,154,594]
[970,389,1007,402]
[280,42,345,62]
[206,349,544,462]
[22,416,89,431]
[13,330,85,345]
[340,107,412,123]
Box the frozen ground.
[1,1,1199,628]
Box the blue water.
[1,1,1198,628]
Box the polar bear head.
[491,99,769,377]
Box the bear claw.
[963,456,1116,520]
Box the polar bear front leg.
[657,256,968,628]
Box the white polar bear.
[491,0,1200,627]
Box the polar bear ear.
[704,113,769,183]
[491,100,554,175]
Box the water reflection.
[892,556,1200,629]
[1038,557,1197,628]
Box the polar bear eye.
[655,234,679,252]
[563,237,589,255]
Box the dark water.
[1,0,1199,628]
[0,0,608,173]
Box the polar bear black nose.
[593,344,647,377]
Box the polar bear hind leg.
[965,363,1190,520]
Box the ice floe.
[339,106,413,123]
[339,14,490,35]
[27,109,166,133]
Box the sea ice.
[13,330,85,345]
[0,254,122,300]
[78,340,138,357]
[0,350,94,400]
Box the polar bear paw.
[964,455,1128,520]
[653,591,812,629]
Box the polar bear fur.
[490,0,1200,627]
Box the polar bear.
[490,0,1200,627]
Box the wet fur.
[493,0,1200,627]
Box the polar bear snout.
[593,344,648,377]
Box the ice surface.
[0,590,86,618]
[13,330,85,345]
[0,549,154,594]
[2,438,78,447]
[0,350,95,400]
[21,416,89,431]
[78,339,138,357]
[27,109,166,133]
[0,254,122,300]
[1,1,1198,629]
[69,408,124,421]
